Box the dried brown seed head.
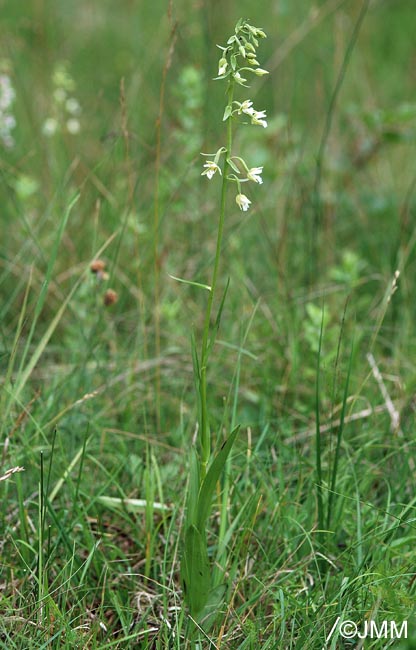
[90,259,106,274]
[103,289,118,306]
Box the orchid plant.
[181,18,269,635]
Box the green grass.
[1,1,416,648]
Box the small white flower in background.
[201,160,222,180]
[0,74,15,110]
[66,118,81,134]
[53,62,75,92]
[3,115,16,130]
[53,87,67,104]
[65,97,81,115]
[0,72,16,148]
[236,193,251,211]
[42,117,58,136]
[247,166,263,184]
[42,62,82,138]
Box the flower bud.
[253,68,269,76]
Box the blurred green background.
[1,0,416,439]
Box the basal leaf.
[198,583,227,631]
[196,425,240,532]
[182,524,210,616]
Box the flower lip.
[201,161,222,180]
[236,193,251,212]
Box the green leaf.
[227,159,241,174]
[168,274,211,291]
[95,496,170,513]
[190,329,201,425]
[223,104,232,121]
[198,584,227,630]
[182,524,210,616]
[186,447,200,528]
[196,425,240,532]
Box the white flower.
[201,160,222,180]
[3,114,16,130]
[250,110,267,128]
[53,88,67,104]
[218,58,228,76]
[247,166,263,184]
[236,193,251,211]
[237,101,268,127]
[42,117,58,136]
[66,118,80,134]
[0,74,16,147]
[1,133,14,148]
[233,71,247,84]
[65,97,81,115]
[0,75,15,110]
[238,100,253,115]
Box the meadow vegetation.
[1,1,416,648]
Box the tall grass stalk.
[153,6,177,432]
[315,307,325,555]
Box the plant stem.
[199,81,234,478]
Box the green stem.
[199,81,234,478]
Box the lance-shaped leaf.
[186,447,200,529]
[181,524,210,617]
[196,425,240,533]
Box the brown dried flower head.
[90,259,106,274]
[103,289,118,306]
[90,259,109,281]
